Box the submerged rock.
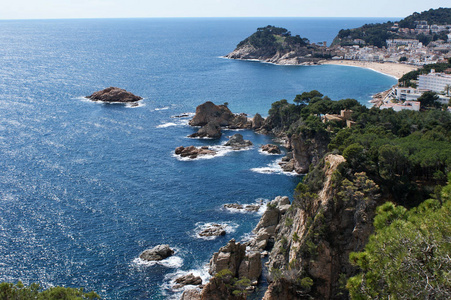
[139,244,174,261]
[224,134,253,149]
[87,87,142,103]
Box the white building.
[380,101,421,112]
[386,39,422,49]
[418,70,451,93]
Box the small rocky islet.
[87,87,142,103]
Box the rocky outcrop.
[229,114,252,129]
[189,121,222,139]
[261,144,281,154]
[139,245,174,261]
[174,273,202,289]
[279,131,330,174]
[252,113,264,129]
[175,146,216,159]
[189,102,235,127]
[199,224,227,237]
[262,154,380,299]
[209,238,262,283]
[248,196,290,251]
[87,87,142,102]
[224,134,253,149]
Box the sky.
[0,0,450,20]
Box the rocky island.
[87,87,142,103]
[225,25,333,65]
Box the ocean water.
[0,18,396,299]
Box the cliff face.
[290,132,330,174]
[263,154,380,299]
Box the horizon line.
[0,16,403,22]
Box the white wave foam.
[154,106,170,111]
[132,255,183,268]
[251,159,299,176]
[78,96,145,108]
[222,198,269,215]
[192,222,238,241]
[157,122,178,128]
[173,145,252,161]
[161,265,211,299]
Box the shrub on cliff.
[0,281,100,299]
[347,177,451,299]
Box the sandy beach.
[320,60,418,79]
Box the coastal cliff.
[263,155,380,299]
[225,26,333,65]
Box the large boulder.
[189,121,222,139]
[87,87,142,102]
[189,102,234,127]
[224,134,253,149]
[139,244,174,261]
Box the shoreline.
[319,60,418,80]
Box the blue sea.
[0,18,396,299]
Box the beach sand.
[320,60,418,79]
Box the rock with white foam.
[199,223,226,237]
[139,244,174,261]
[173,273,203,289]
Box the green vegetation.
[333,8,451,47]
[0,281,100,300]
[398,7,451,28]
[266,89,451,298]
[236,25,310,55]
[347,175,451,299]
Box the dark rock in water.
[175,146,216,159]
[189,121,222,139]
[261,144,281,154]
[172,113,190,118]
[224,134,252,149]
[174,273,203,289]
[189,101,234,127]
[87,87,142,103]
[224,203,244,210]
[199,224,226,237]
[139,244,174,261]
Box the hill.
[225,25,334,65]
[332,7,451,47]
